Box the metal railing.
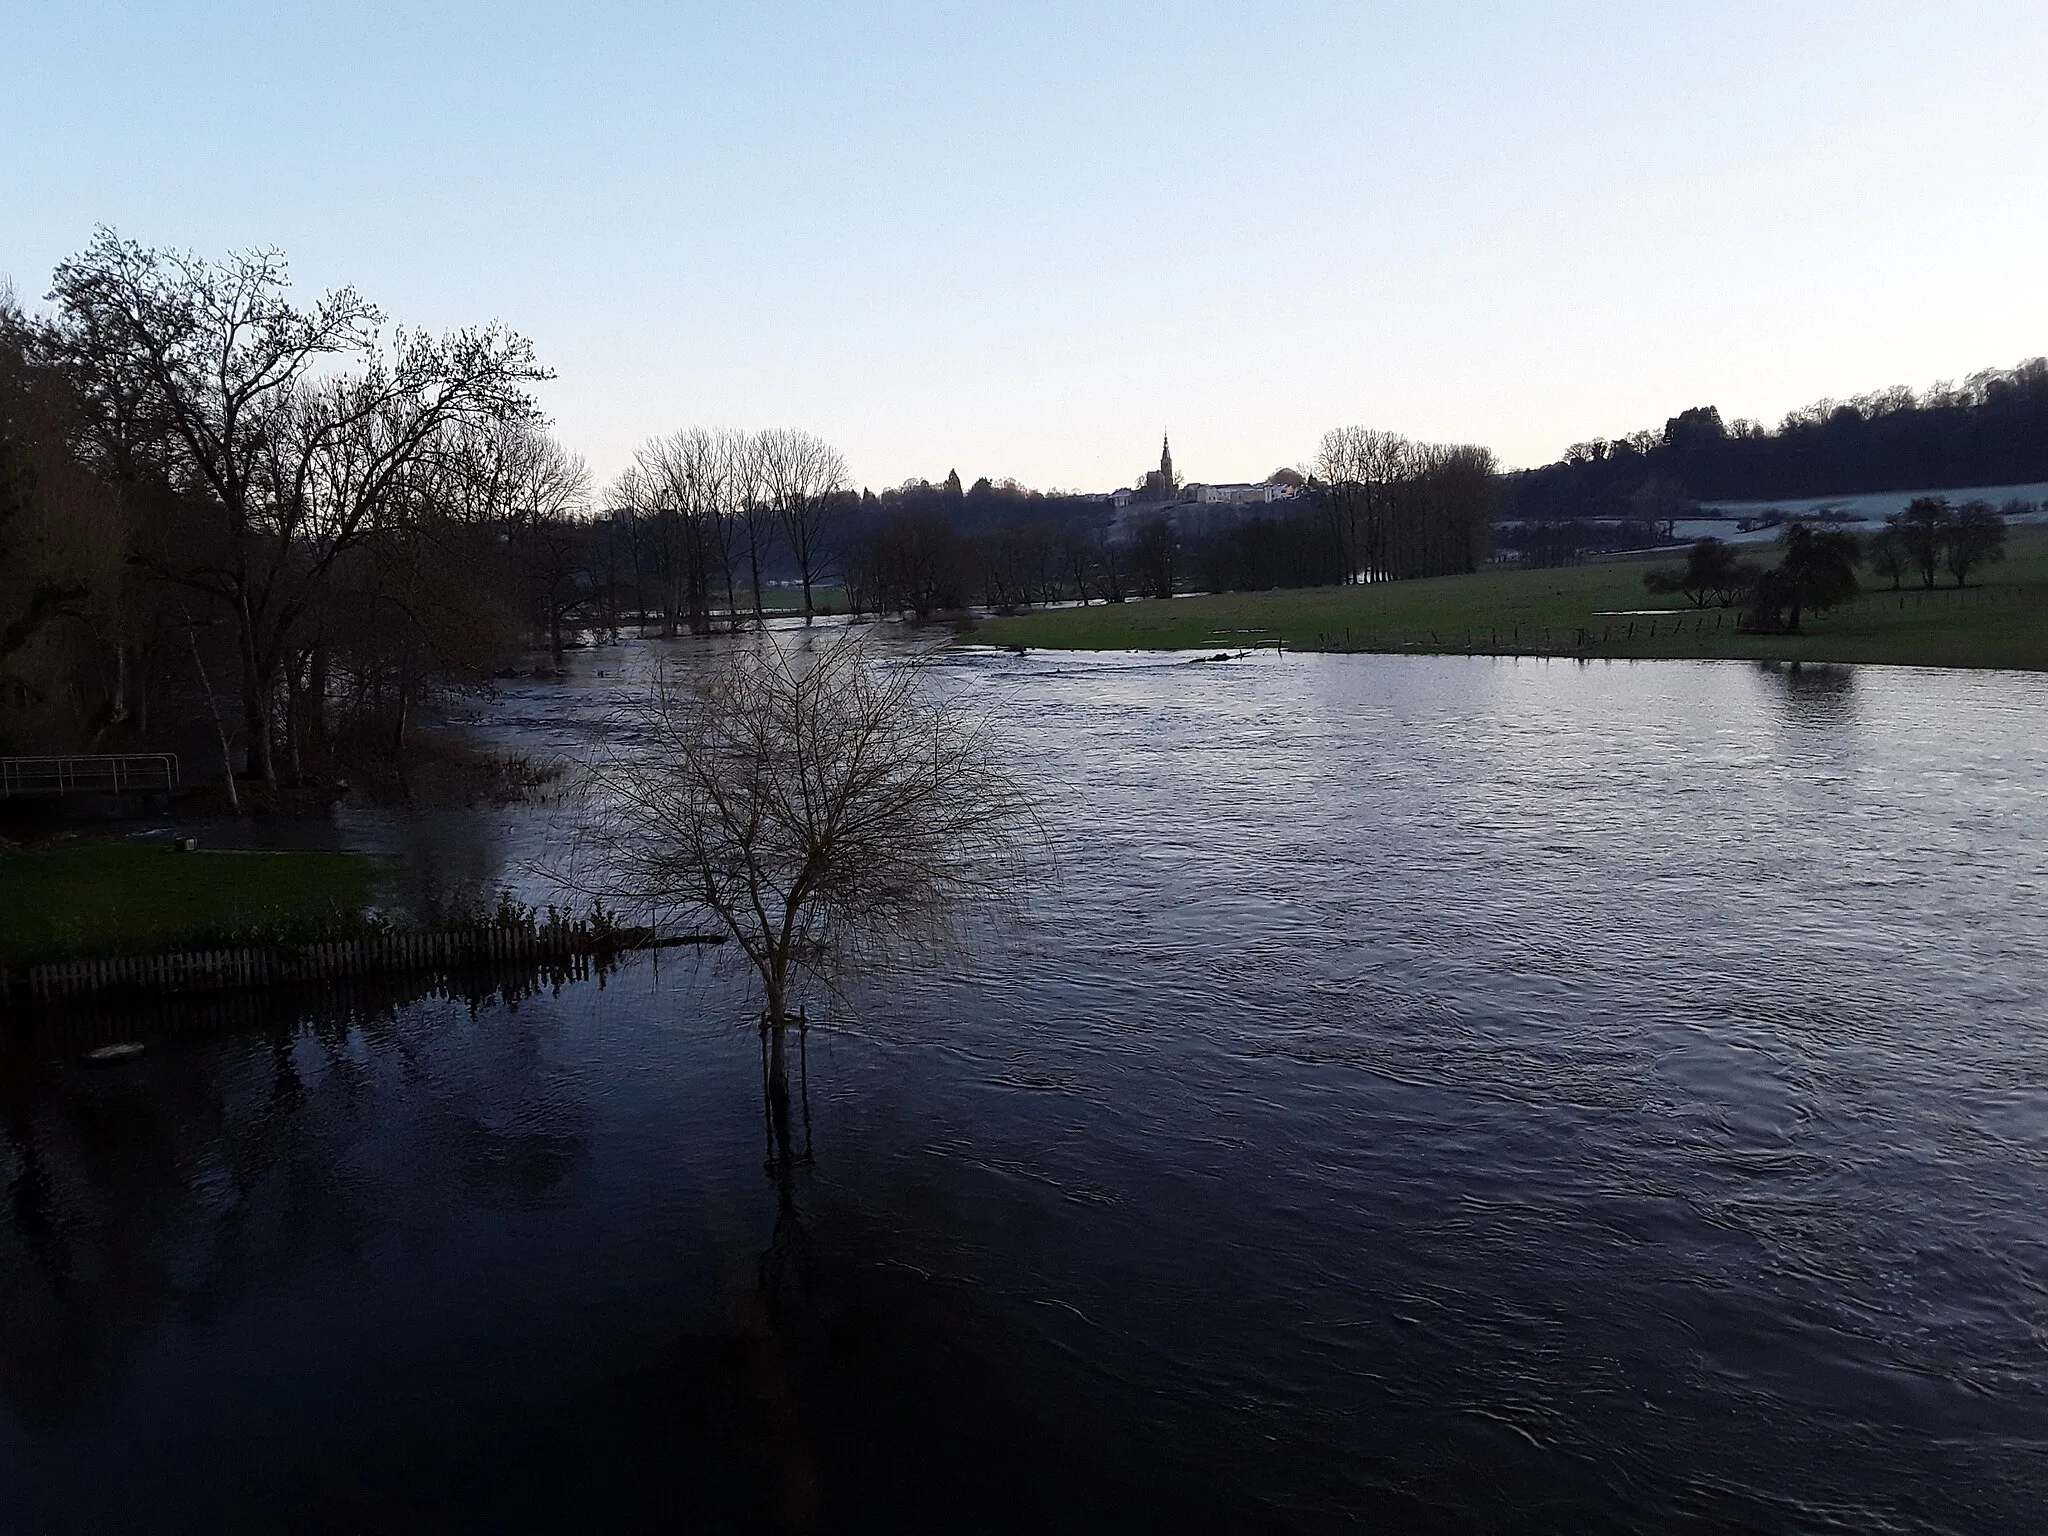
[0,754,180,798]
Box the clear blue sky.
[5,2,2044,492]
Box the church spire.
[1160,432,1174,488]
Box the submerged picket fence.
[1,924,719,1006]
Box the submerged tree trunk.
[747,528,766,627]
[759,954,800,1164]
[765,1020,794,1163]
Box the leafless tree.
[622,427,729,636]
[756,427,849,621]
[489,427,592,663]
[577,633,1034,1162]
[728,428,778,626]
[1061,525,1099,605]
[1093,525,1129,603]
[1395,441,1498,577]
[45,230,548,782]
[1131,512,1178,598]
[1313,426,1407,583]
[1314,427,1495,582]
[1946,500,2007,587]
[1627,475,1689,543]
[869,508,972,620]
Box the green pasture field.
[0,840,388,966]
[757,584,850,613]
[970,526,2048,670]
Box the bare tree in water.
[755,427,848,622]
[579,634,1032,1164]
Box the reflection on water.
[1,976,607,1433]
[1759,658,1860,726]
[4,648,2047,1533]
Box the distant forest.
[1506,358,2048,523]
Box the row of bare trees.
[2,231,583,786]
[609,426,850,638]
[842,511,1134,620]
[1311,428,1499,582]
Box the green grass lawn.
[758,584,850,613]
[0,841,389,966]
[972,526,2048,670]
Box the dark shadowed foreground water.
[4,649,2046,1533]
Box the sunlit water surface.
[4,645,2046,1533]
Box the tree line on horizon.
[1507,359,2048,528]
[834,430,1498,618]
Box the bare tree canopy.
[1313,427,1496,583]
[610,425,851,634]
[630,425,737,637]
[580,633,1031,1016]
[42,228,551,782]
[755,427,849,621]
[436,422,592,664]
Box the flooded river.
[4,645,2046,1532]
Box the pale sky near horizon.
[5,2,2045,494]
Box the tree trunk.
[308,640,329,748]
[394,669,412,753]
[188,625,240,815]
[286,678,302,784]
[748,531,765,626]
[233,588,278,784]
[110,644,131,732]
[766,1020,793,1163]
[241,669,275,784]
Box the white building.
[1187,482,1284,506]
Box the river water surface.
[4,646,2045,1532]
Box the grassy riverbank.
[0,841,388,966]
[971,526,2048,670]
